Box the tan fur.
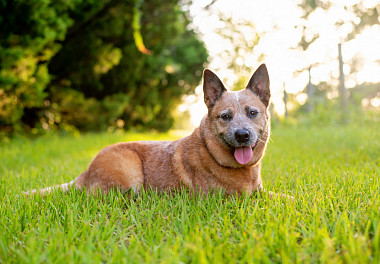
[26,64,287,198]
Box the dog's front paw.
[268,190,294,201]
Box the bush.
[0,0,208,136]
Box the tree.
[293,0,380,120]
[0,0,76,133]
[214,15,262,90]
[0,0,208,134]
[296,0,380,78]
[298,0,379,46]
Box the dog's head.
[202,64,271,167]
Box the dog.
[27,64,274,197]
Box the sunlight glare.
[180,0,380,120]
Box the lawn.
[0,123,379,263]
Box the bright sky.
[180,0,380,126]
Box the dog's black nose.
[235,129,250,143]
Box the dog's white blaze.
[232,91,244,113]
[234,92,239,101]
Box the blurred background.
[0,0,379,137]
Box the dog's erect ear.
[203,69,227,109]
[246,64,270,107]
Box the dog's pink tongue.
[234,147,253,165]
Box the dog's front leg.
[258,183,294,201]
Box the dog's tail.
[24,179,77,197]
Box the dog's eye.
[249,110,259,118]
[220,113,232,121]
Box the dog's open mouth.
[233,143,256,165]
[222,136,260,165]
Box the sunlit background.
[1,0,379,135]
[179,0,380,126]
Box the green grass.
[0,124,379,263]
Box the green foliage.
[0,0,208,135]
[280,1,380,127]
[277,80,380,127]
[0,124,379,262]
[0,0,75,133]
